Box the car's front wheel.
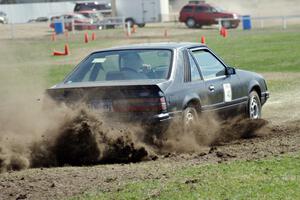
[222,20,231,29]
[183,107,198,132]
[248,91,262,119]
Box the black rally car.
[47,43,269,129]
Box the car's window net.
[191,50,226,79]
[65,49,172,83]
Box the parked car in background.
[50,13,97,31]
[74,1,112,17]
[179,1,240,29]
[78,10,108,29]
[28,17,49,23]
[0,11,8,24]
[47,43,269,133]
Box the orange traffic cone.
[164,29,168,38]
[223,28,228,38]
[84,32,89,43]
[64,44,70,55]
[201,36,206,44]
[220,27,224,36]
[53,51,65,56]
[91,32,96,41]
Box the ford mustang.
[47,43,269,131]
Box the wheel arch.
[249,83,261,100]
[125,18,135,26]
[182,94,202,112]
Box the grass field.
[1,24,300,200]
[72,153,300,200]
[1,25,300,89]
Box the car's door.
[189,48,241,112]
[184,52,208,106]
[194,5,210,25]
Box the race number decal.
[223,83,232,102]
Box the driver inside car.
[120,52,148,79]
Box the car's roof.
[75,1,108,5]
[94,42,206,52]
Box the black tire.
[137,23,145,28]
[248,91,262,119]
[185,18,196,28]
[222,20,231,29]
[125,18,134,28]
[183,106,198,132]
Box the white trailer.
[115,0,169,27]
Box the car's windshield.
[65,49,172,83]
[214,6,224,12]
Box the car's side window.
[188,53,201,81]
[182,6,193,13]
[191,50,226,80]
[195,6,207,13]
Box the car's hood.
[236,69,264,79]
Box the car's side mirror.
[227,67,236,75]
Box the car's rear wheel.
[248,91,262,119]
[183,107,198,132]
[125,18,134,28]
[186,18,196,28]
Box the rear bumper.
[103,111,173,124]
[105,112,173,133]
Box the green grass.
[71,153,300,200]
[48,64,74,85]
[211,31,300,72]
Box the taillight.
[159,97,167,111]
[113,97,167,112]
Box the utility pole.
[111,0,117,17]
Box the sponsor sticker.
[223,83,232,102]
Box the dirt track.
[0,118,299,200]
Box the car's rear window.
[65,49,173,83]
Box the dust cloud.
[0,90,269,173]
